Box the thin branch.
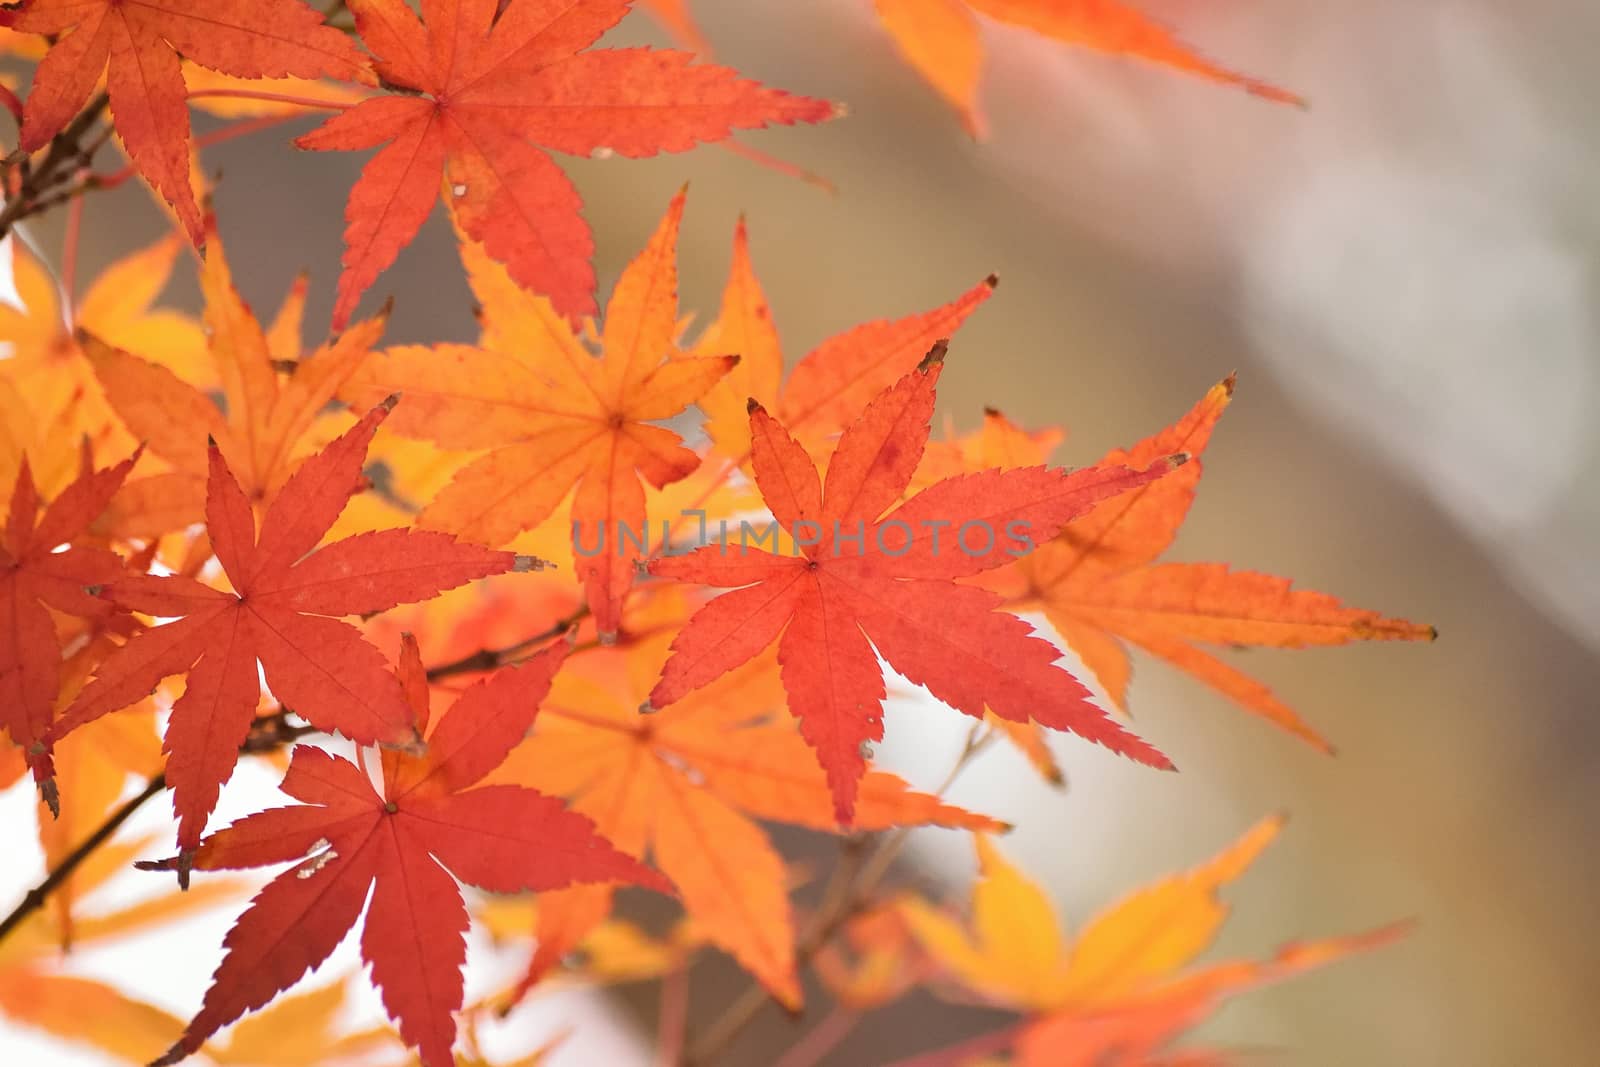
[683,724,995,1066]
[0,708,312,943]
[0,92,110,238]
[0,774,166,946]
[425,604,590,680]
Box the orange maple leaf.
[639,0,1300,138]
[901,821,1408,1065]
[0,0,372,242]
[0,233,208,497]
[44,403,537,858]
[295,0,836,328]
[979,377,1436,751]
[340,190,736,638]
[873,0,1303,137]
[649,344,1181,823]
[693,216,999,465]
[488,638,1001,1008]
[146,636,669,1067]
[83,235,385,539]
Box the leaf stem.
[656,964,691,1067]
[60,177,84,317]
[184,89,353,112]
[97,113,307,191]
[874,1023,1023,1067]
[770,1005,861,1067]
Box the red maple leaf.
[44,400,538,858]
[0,448,138,802]
[1,0,372,243]
[297,0,837,329]
[648,344,1182,821]
[145,636,671,1067]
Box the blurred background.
[3,0,1598,1064]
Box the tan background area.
[25,0,1599,1063]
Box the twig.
[683,724,995,1065]
[0,92,110,238]
[425,604,590,680]
[0,707,314,943]
[0,774,166,946]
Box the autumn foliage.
[0,2,1433,1065]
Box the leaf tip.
[746,397,765,415]
[1222,371,1238,396]
[638,700,659,716]
[598,629,618,646]
[917,338,949,373]
[983,272,999,290]
[379,392,401,412]
[512,554,552,572]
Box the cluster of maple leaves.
[0,1,1434,1065]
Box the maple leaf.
[813,898,933,1011]
[901,822,1408,1065]
[487,638,1001,1007]
[648,343,1181,823]
[340,190,735,637]
[978,377,1436,751]
[201,979,392,1066]
[0,233,207,497]
[43,401,538,859]
[84,234,386,539]
[693,216,998,464]
[871,0,1302,138]
[295,0,837,329]
[0,0,372,243]
[1,447,138,801]
[146,637,671,1067]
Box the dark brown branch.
[0,708,315,941]
[0,773,166,946]
[425,604,590,680]
[0,92,111,238]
